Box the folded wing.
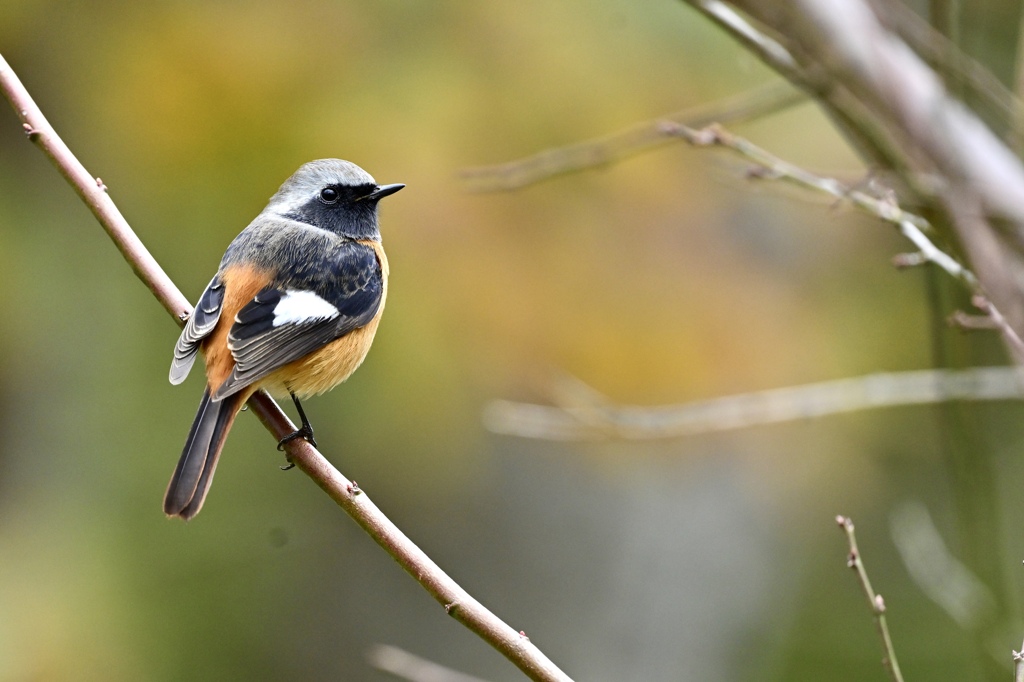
[212,243,383,400]
[169,276,225,384]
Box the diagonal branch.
[0,60,191,322]
[836,516,905,682]
[0,53,573,682]
[461,80,804,191]
[659,121,1024,360]
[689,0,1024,340]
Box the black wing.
[211,245,383,400]
[169,276,225,384]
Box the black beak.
[366,183,405,201]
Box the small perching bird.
[165,159,403,520]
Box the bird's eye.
[319,187,339,204]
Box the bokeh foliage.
[2,1,1022,680]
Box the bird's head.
[266,159,404,241]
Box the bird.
[164,159,403,520]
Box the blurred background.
[2,1,1023,680]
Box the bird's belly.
[260,315,383,399]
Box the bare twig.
[970,295,1024,361]
[659,119,1024,352]
[889,502,994,630]
[484,367,1024,441]
[0,53,573,682]
[696,0,1024,339]
[663,112,1024,368]
[693,1,799,75]
[684,0,919,182]
[713,0,1024,228]
[368,644,494,682]
[836,516,905,682]
[1014,636,1024,682]
[0,56,191,322]
[461,80,803,191]
[659,121,979,282]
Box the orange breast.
[239,239,389,400]
[201,263,276,390]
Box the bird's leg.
[277,391,318,468]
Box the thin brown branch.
[0,54,191,323]
[836,516,905,682]
[0,52,573,682]
[461,80,803,191]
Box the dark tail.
[164,386,247,520]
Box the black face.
[285,182,385,240]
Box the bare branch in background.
[484,367,1024,441]
[478,114,1024,444]
[368,645,494,682]
[1015,637,1024,682]
[0,53,573,682]
[464,0,1024,353]
[837,516,905,682]
[968,295,1024,361]
[874,0,1018,133]
[685,0,921,193]
[661,119,1024,360]
[659,121,973,278]
[889,502,995,630]
[691,0,1024,338]
[461,80,803,191]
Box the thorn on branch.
[744,165,781,181]
[948,310,998,331]
[892,252,928,269]
[950,294,1024,361]
[347,481,362,495]
[21,122,39,140]
[95,177,108,192]
[519,630,530,640]
[876,194,902,223]
[658,120,723,146]
[972,294,993,311]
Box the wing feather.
[211,245,383,400]
[169,276,225,384]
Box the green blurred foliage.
[2,1,1023,681]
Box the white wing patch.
[270,290,340,326]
